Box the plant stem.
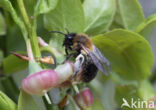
[68,95,78,110]
[73,85,79,93]
[17,0,31,33]
[44,92,52,104]
[42,92,59,110]
[30,23,41,60]
[17,0,41,60]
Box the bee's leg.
[68,53,78,60]
[66,53,73,60]
[63,53,77,63]
[65,48,69,55]
[65,46,73,55]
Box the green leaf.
[34,0,58,17]
[2,53,28,74]
[28,61,42,75]
[135,14,156,40]
[0,13,6,36]
[92,29,154,81]
[23,0,37,16]
[6,24,26,55]
[83,0,116,35]
[0,91,17,110]
[115,84,139,110]
[90,79,117,110]
[109,20,124,31]
[118,0,145,31]
[137,80,155,100]
[0,76,19,103]
[44,0,84,51]
[44,0,84,33]
[0,0,27,40]
[111,72,138,86]
[18,90,38,110]
[92,99,105,110]
[109,2,124,30]
[115,80,155,110]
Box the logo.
[121,98,130,108]
[121,98,155,109]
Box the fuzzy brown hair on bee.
[50,30,111,82]
[73,34,93,51]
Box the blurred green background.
[0,0,156,110]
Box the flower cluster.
[14,37,93,108]
[21,62,74,95]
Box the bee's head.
[49,30,76,47]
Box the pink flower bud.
[37,37,48,47]
[74,88,93,109]
[21,69,58,95]
[55,62,74,84]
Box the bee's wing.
[81,44,111,75]
[92,45,111,75]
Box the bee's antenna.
[49,31,66,35]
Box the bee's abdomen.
[82,61,98,82]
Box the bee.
[50,30,111,82]
[72,53,98,82]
